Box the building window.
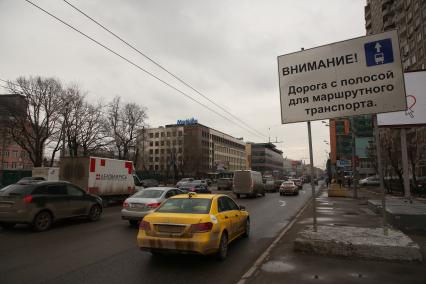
[155,132,159,138]
[155,157,159,162]
[161,132,165,137]
[149,149,153,154]
[160,149,165,154]
[178,131,182,136]
[149,157,153,162]
[12,150,18,158]
[167,132,171,137]
[160,141,164,146]
[3,151,9,157]
[172,132,176,137]
[149,141,153,147]
[155,149,159,154]
[155,141,159,146]
[11,162,17,168]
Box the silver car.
[121,187,183,226]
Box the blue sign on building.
[177,118,198,125]
[364,38,394,67]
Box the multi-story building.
[137,119,246,178]
[246,142,284,177]
[364,0,426,182]
[0,94,33,171]
[365,0,426,70]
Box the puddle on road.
[298,217,335,224]
[261,260,295,273]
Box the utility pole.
[351,117,358,199]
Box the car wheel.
[243,219,250,238]
[33,211,52,232]
[216,232,228,260]
[129,220,139,227]
[88,205,102,222]
[0,222,16,229]
[236,193,240,199]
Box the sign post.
[278,30,406,234]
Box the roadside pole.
[400,128,412,202]
[307,121,317,232]
[374,115,388,236]
[351,117,358,199]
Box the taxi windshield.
[156,198,211,214]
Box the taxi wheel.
[217,232,228,260]
[243,219,250,238]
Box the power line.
[61,0,267,139]
[23,0,265,139]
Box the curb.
[237,187,320,284]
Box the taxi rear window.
[156,198,211,214]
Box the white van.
[233,170,265,198]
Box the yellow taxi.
[137,193,249,260]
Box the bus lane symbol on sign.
[364,38,394,66]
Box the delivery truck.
[59,157,143,205]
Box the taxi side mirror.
[239,205,246,211]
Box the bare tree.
[5,76,63,167]
[105,96,148,161]
[60,85,108,157]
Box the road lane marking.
[279,200,286,207]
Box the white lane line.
[279,200,286,207]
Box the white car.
[359,176,380,186]
[176,178,194,188]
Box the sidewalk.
[244,187,426,284]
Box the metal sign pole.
[400,128,411,201]
[374,115,388,235]
[307,121,317,232]
[351,117,358,199]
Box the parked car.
[141,179,159,188]
[280,181,299,195]
[264,179,276,192]
[217,178,233,191]
[137,193,249,260]
[176,178,194,188]
[205,179,212,186]
[179,182,211,194]
[0,181,103,231]
[233,170,265,198]
[359,176,380,186]
[121,187,183,226]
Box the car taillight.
[147,202,161,208]
[139,220,151,231]
[190,222,213,233]
[123,201,129,208]
[23,195,33,204]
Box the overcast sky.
[0,0,366,168]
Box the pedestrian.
[326,177,329,188]
[347,176,352,188]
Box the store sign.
[278,30,406,124]
[336,160,351,167]
[378,71,426,126]
[177,118,198,125]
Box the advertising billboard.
[278,30,406,124]
[377,71,426,126]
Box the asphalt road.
[0,184,318,284]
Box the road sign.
[278,30,406,124]
[378,71,426,126]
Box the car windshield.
[133,189,163,198]
[156,198,212,214]
[0,183,34,195]
[283,182,294,186]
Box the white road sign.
[378,71,426,126]
[278,30,406,124]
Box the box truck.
[59,157,142,205]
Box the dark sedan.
[179,183,211,194]
[0,181,102,232]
